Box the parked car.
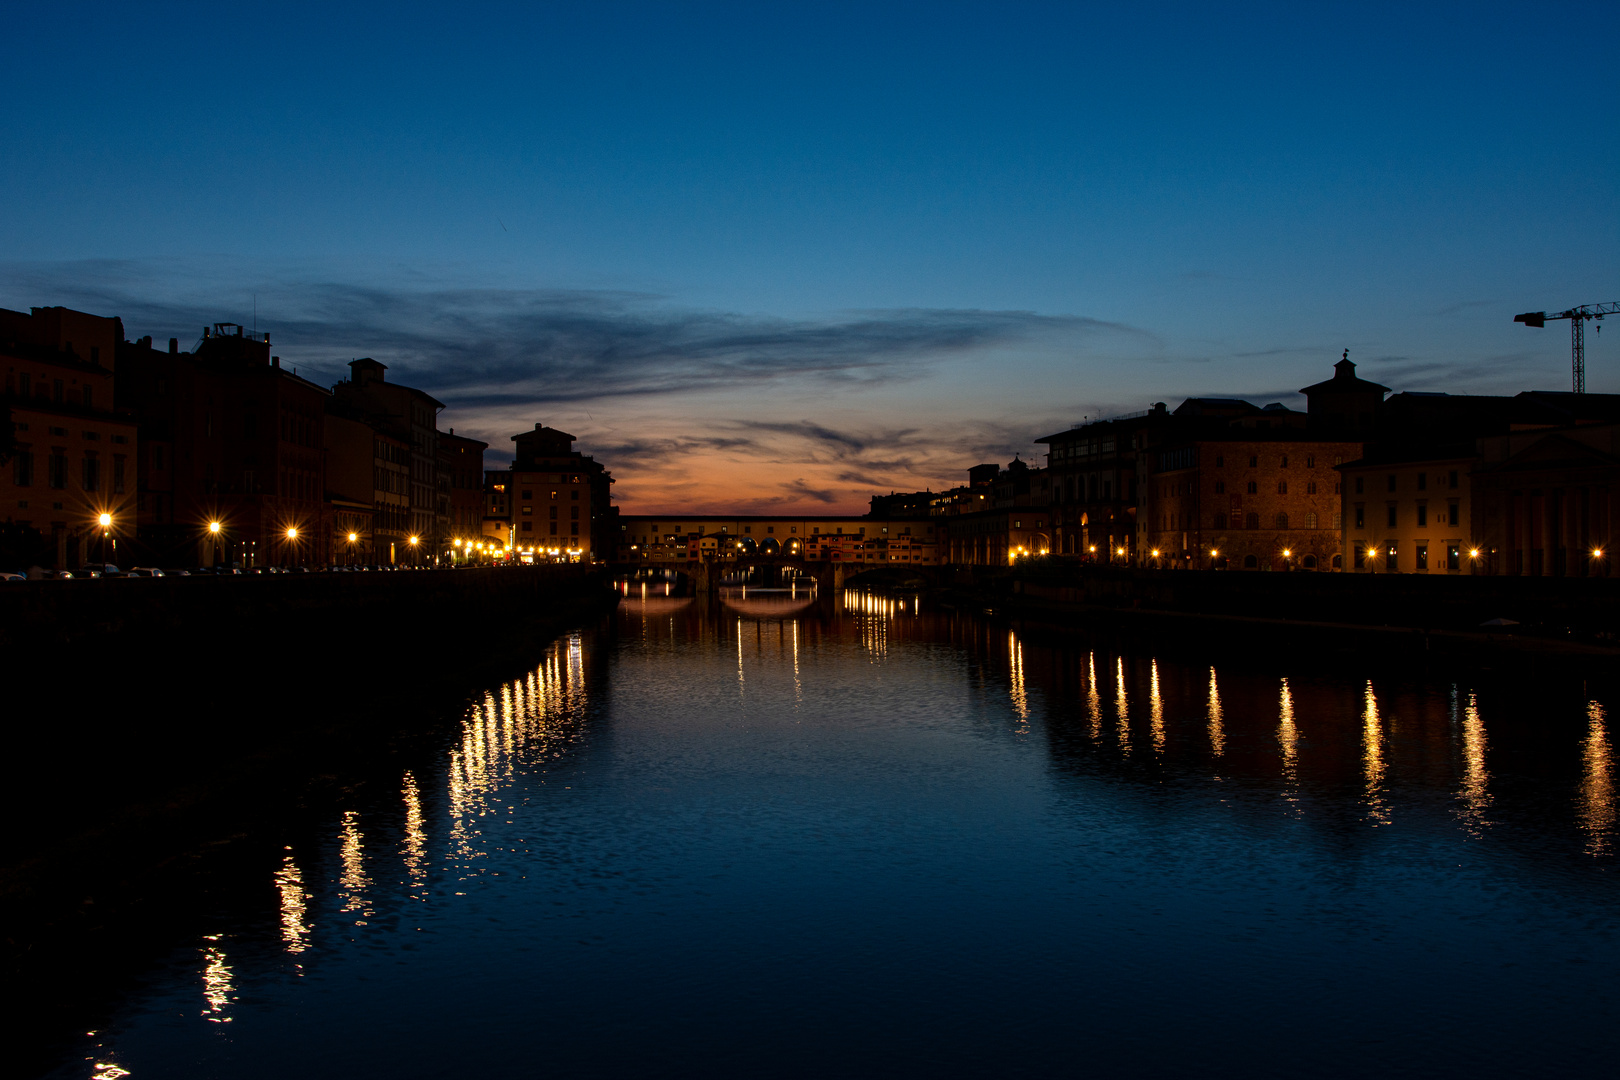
[127,567,165,577]
[0,571,25,582]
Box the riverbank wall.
[1,566,620,883]
[942,564,1620,660]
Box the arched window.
[1305,512,1318,529]
[1245,512,1259,529]
[1243,554,1259,569]
[1332,553,1343,569]
[1275,512,1289,529]
[1303,554,1318,569]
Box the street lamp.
[97,512,112,567]
[409,535,419,567]
[208,520,223,567]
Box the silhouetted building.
[330,358,442,561]
[496,424,616,561]
[1,306,137,570]
[118,323,330,566]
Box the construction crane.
[1513,302,1619,393]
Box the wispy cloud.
[0,259,1128,408]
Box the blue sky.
[2,2,1615,511]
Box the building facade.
[1,306,137,570]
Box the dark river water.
[43,589,1620,1078]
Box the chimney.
[272,356,281,368]
[168,338,178,354]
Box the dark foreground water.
[42,590,1620,1078]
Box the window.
[1215,481,1225,494]
[1305,512,1318,529]
[550,523,558,535]
[1277,481,1288,495]
[1275,513,1288,529]
[1246,481,1258,495]
[83,386,92,408]
[1354,543,1366,569]
[1387,505,1397,528]
[1243,554,1258,569]
[1354,505,1365,529]
[12,450,33,487]
[1213,513,1227,529]
[1449,470,1460,489]
[1416,544,1428,570]
[1303,555,1317,568]
[549,506,558,519]
[522,506,532,515]
[18,374,29,396]
[1306,456,1315,468]
[570,523,579,536]
[1417,473,1427,491]
[1355,476,1364,494]
[1333,513,1342,529]
[1387,474,1397,492]
[113,455,125,494]
[1215,455,1224,467]
[1281,455,1289,467]
[1249,455,1258,467]
[1448,501,1459,527]
[1447,544,1461,570]
[81,454,99,492]
[571,490,579,500]
[1385,542,1398,571]
[522,521,533,532]
[54,379,64,403]
[570,506,580,520]
[1245,512,1259,529]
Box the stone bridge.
[616,557,940,595]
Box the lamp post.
[208,520,222,567]
[98,512,112,569]
[409,534,420,567]
[285,526,298,569]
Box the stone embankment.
[943,565,1620,661]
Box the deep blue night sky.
[2,2,1615,511]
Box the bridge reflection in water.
[63,587,1620,1080]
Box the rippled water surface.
[49,593,1620,1078]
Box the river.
[38,588,1620,1078]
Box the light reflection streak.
[447,636,588,877]
[1086,652,1101,741]
[1207,666,1225,758]
[1115,657,1130,755]
[1578,700,1614,857]
[1278,678,1298,783]
[1457,692,1491,834]
[736,618,746,696]
[1149,659,1164,754]
[792,620,802,705]
[1363,681,1390,826]
[274,850,311,954]
[199,935,234,1022]
[1008,631,1030,726]
[338,810,373,923]
[403,771,428,896]
[90,1064,132,1079]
